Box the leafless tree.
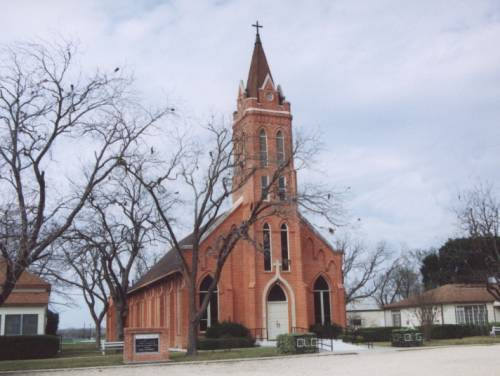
[411,290,440,340]
[0,40,168,305]
[67,171,163,340]
[127,122,344,355]
[45,244,108,349]
[375,254,421,306]
[339,235,391,304]
[455,182,500,279]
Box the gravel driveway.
[13,345,500,376]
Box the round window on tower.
[266,92,274,102]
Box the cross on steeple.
[252,21,263,36]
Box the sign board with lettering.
[134,333,159,353]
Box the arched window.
[313,276,331,325]
[276,131,285,164]
[199,275,218,331]
[278,176,286,201]
[280,224,290,271]
[268,284,287,301]
[259,129,268,167]
[263,223,271,271]
[261,175,269,200]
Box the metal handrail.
[251,327,266,340]
[291,326,309,333]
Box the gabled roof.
[0,258,51,306]
[0,258,50,289]
[246,33,273,98]
[128,210,231,294]
[128,237,187,294]
[384,284,496,309]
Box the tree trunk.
[114,299,127,341]
[95,325,102,350]
[186,282,199,356]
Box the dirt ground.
[16,344,500,376]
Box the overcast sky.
[2,0,499,328]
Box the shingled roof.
[384,284,496,309]
[246,33,273,98]
[0,258,50,289]
[0,258,51,306]
[128,210,231,294]
[127,237,188,294]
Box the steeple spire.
[246,21,273,98]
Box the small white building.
[383,284,500,328]
[0,260,51,335]
[346,297,386,328]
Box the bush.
[353,326,401,342]
[277,333,318,354]
[45,309,59,336]
[205,321,251,339]
[342,334,353,343]
[423,324,492,340]
[309,323,343,339]
[354,335,365,344]
[197,336,255,350]
[0,335,59,360]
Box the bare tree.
[46,244,108,349]
[0,40,167,304]
[375,253,422,306]
[455,182,500,280]
[127,122,343,355]
[339,235,390,304]
[68,171,163,340]
[411,290,439,340]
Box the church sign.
[124,328,169,363]
[134,333,159,353]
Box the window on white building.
[4,314,38,335]
[455,305,488,326]
[392,310,402,327]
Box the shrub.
[423,324,492,340]
[277,333,318,354]
[45,310,59,336]
[205,321,251,339]
[342,334,353,343]
[353,326,401,342]
[197,336,255,350]
[354,335,365,344]
[0,335,59,360]
[309,323,343,339]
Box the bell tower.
[232,24,297,206]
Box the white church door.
[267,284,289,340]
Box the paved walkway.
[15,344,500,376]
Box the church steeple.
[246,22,273,99]
[232,25,295,206]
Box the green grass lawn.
[0,343,280,372]
[375,336,500,348]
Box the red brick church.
[107,30,346,348]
